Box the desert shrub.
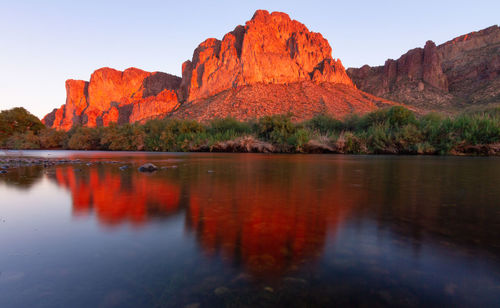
[393,124,424,153]
[359,108,391,130]
[452,114,500,145]
[143,119,168,151]
[101,124,146,151]
[5,131,41,149]
[386,106,416,128]
[336,131,366,154]
[208,117,252,135]
[342,113,363,131]
[66,126,103,150]
[38,128,65,149]
[358,106,416,131]
[424,118,456,154]
[288,128,311,151]
[304,114,343,135]
[257,115,297,144]
[157,119,206,151]
[367,123,393,153]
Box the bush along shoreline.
[2,106,500,155]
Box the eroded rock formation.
[43,68,181,129]
[347,25,500,111]
[43,10,393,130]
[179,10,353,102]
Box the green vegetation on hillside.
[2,106,500,155]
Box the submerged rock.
[214,287,229,296]
[119,165,129,171]
[138,163,158,172]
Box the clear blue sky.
[1,0,498,118]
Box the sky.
[1,0,499,119]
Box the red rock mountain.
[347,25,500,111]
[43,68,181,130]
[43,10,395,130]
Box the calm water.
[1,151,500,307]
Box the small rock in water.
[264,286,274,293]
[138,163,158,172]
[214,287,229,296]
[1,165,9,169]
[0,170,7,174]
[119,166,129,171]
[207,170,215,173]
[86,163,92,166]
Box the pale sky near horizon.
[1,0,499,119]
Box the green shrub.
[453,114,500,144]
[5,131,41,149]
[208,117,251,135]
[394,124,423,153]
[66,126,103,150]
[386,106,416,128]
[304,114,343,135]
[342,113,363,131]
[367,123,392,153]
[0,107,45,146]
[257,115,296,144]
[288,128,311,151]
[38,128,66,149]
[101,124,146,151]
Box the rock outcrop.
[44,10,394,130]
[43,68,181,129]
[180,10,353,102]
[347,25,500,111]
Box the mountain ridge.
[347,25,500,112]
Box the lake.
[1,151,500,307]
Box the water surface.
[1,151,500,307]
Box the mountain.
[347,25,500,112]
[43,10,396,130]
[43,68,181,130]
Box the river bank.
[2,106,500,155]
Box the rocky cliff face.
[347,25,500,111]
[43,68,181,129]
[180,10,353,102]
[44,10,389,130]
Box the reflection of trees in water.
[0,166,45,190]
[351,158,500,255]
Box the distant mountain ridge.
[347,25,500,112]
[42,10,396,130]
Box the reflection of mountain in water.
[52,167,181,226]
[184,168,360,279]
[47,159,366,278]
[38,156,500,278]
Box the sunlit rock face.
[180,10,353,102]
[347,25,500,110]
[43,68,181,130]
[43,10,394,130]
